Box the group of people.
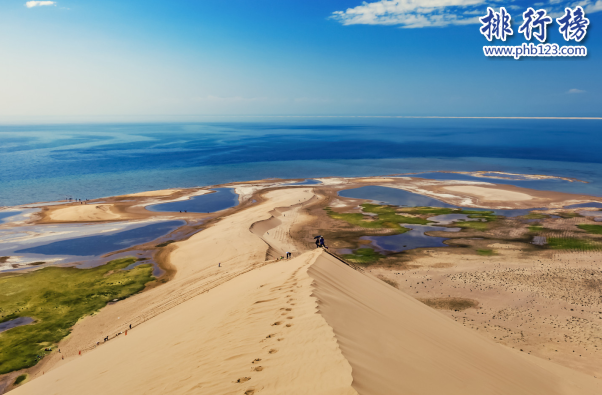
[67,197,89,204]
[314,235,328,249]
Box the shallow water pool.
[361,224,460,253]
[0,317,34,333]
[147,188,238,213]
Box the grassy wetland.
[325,204,499,264]
[0,257,154,374]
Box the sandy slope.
[11,249,357,395]
[11,188,320,391]
[309,252,602,395]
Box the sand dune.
[309,253,602,395]
[11,249,358,395]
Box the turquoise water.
[2,118,602,206]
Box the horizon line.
[0,115,601,125]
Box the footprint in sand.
[236,377,251,383]
[253,366,264,371]
[277,338,284,341]
[285,308,292,311]
[244,389,255,395]
[286,316,293,319]
[265,334,275,338]
[272,321,281,326]
[286,324,293,327]
[268,349,278,354]
[252,358,261,364]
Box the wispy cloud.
[585,0,602,12]
[331,0,486,28]
[331,0,602,28]
[25,1,56,8]
[567,88,586,94]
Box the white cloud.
[585,0,602,12]
[331,0,486,28]
[567,88,586,94]
[25,1,56,8]
[332,0,602,28]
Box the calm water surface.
[0,317,34,333]
[3,119,602,206]
[15,220,185,256]
[147,188,238,213]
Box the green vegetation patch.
[529,225,544,232]
[400,207,456,215]
[342,248,382,265]
[326,203,432,233]
[547,237,601,250]
[557,212,583,219]
[522,212,550,219]
[454,221,490,231]
[577,224,602,235]
[0,257,154,374]
[361,204,430,225]
[477,249,496,256]
[13,374,27,386]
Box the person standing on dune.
[314,235,321,248]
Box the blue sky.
[0,0,600,120]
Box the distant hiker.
[219,262,221,267]
[286,252,291,259]
[319,237,328,249]
[129,324,132,329]
[314,235,322,248]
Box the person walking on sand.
[286,252,291,259]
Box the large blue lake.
[2,118,602,206]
